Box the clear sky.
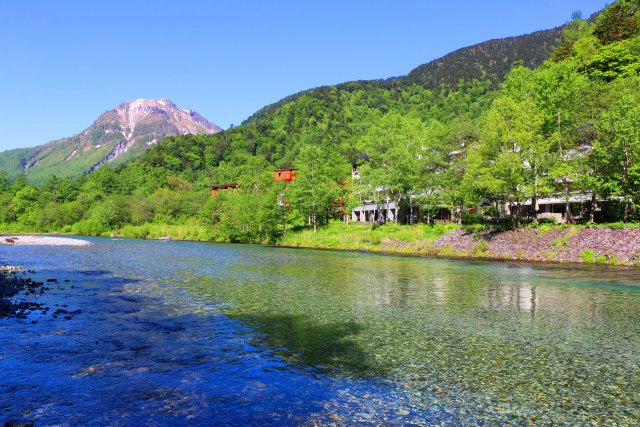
[0,0,608,151]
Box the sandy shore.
[0,235,91,246]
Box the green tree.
[12,185,40,226]
[358,113,424,223]
[289,145,344,232]
[593,93,640,220]
[593,0,640,45]
[470,97,546,226]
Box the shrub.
[580,249,607,263]
[536,217,558,225]
[475,240,489,255]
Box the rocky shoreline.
[432,226,640,265]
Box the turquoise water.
[1,238,638,425]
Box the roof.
[521,194,600,206]
[211,183,239,190]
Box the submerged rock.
[4,419,35,427]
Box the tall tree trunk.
[409,201,414,225]
[624,197,631,222]
[386,197,391,223]
[564,182,572,224]
[590,192,597,224]
[531,194,538,221]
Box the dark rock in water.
[1,273,46,319]
[1,270,74,320]
[5,419,35,427]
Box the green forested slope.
[244,22,568,125]
[0,147,35,179]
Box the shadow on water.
[76,269,112,276]
[234,313,378,376]
[1,305,354,425]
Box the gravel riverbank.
[0,235,91,246]
[432,226,640,265]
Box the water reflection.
[187,246,640,424]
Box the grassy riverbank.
[279,222,459,254]
[278,221,640,266]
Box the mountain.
[244,25,565,125]
[0,98,221,183]
[401,27,563,88]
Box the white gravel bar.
[0,235,91,246]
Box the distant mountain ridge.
[0,99,221,183]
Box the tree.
[12,186,40,226]
[593,93,640,220]
[288,145,343,232]
[358,113,424,223]
[593,0,640,45]
[470,96,546,226]
[414,119,454,223]
[534,62,588,222]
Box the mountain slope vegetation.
[244,22,570,125]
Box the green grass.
[580,249,608,264]
[278,221,459,254]
[116,221,217,242]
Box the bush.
[461,213,487,225]
[463,223,488,238]
[536,217,558,225]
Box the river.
[1,238,638,425]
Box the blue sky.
[0,0,608,151]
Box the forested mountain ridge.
[402,27,563,88]
[0,99,221,184]
[244,22,569,126]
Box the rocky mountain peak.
[7,98,222,183]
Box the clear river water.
[0,237,638,426]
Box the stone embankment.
[433,227,640,265]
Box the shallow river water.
[1,238,638,426]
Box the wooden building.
[211,183,238,197]
[274,168,297,182]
